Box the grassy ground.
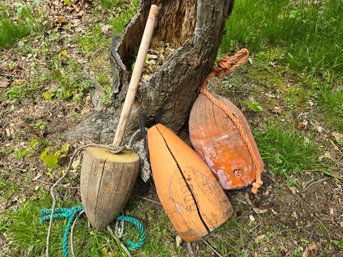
[0,4,33,50]
[0,0,342,256]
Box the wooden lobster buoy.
[80,148,139,229]
[189,93,264,190]
[189,49,264,193]
[80,5,160,229]
[148,123,233,242]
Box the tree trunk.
[65,0,234,143]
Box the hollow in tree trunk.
[65,0,235,143]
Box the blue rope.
[40,206,84,257]
[40,206,145,256]
[116,216,145,251]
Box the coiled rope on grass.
[43,129,146,257]
[40,206,145,257]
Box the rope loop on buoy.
[200,48,263,194]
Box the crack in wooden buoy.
[147,123,233,242]
[80,147,140,229]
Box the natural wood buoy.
[80,148,139,229]
[80,5,160,229]
[148,123,233,242]
[189,93,264,190]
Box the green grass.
[0,15,31,50]
[99,0,126,8]
[45,53,94,102]
[111,0,139,33]
[4,189,131,257]
[316,83,343,130]
[254,122,324,184]
[221,0,343,75]
[0,5,33,50]
[3,186,181,256]
[78,24,109,55]
[4,83,40,103]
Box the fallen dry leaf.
[101,24,110,34]
[255,234,265,244]
[253,207,268,214]
[329,139,340,151]
[297,120,308,130]
[303,243,317,257]
[175,235,182,248]
[332,131,343,146]
[0,80,9,88]
[292,211,298,220]
[272,106,282,114]
[318,152,335,161]
[288,186,300,195]
[315,125,323,133]
[245,193,254,207]
[331,171,343,180]
[308,100,314,106]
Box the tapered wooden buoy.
[189,93,264,190]
[148,123,233,242]
[80,4,160,229]
[80,147,139,229]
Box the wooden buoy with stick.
[80,5,160,229]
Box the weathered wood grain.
[80,147,140,229]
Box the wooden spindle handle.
[113,5,160,146]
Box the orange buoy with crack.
[148,123,233,242]
[189,49,264,193]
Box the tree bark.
[64,0,234,143]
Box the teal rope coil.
[116,216,145,251]
[40,206,84,257]
[40,206,145,256]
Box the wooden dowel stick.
[113,5,160,146]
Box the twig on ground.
[201,239,223,257]
[186,242,195,257]
[137,196,162,206]
[302,177,330,191]
[107,226,132,257]
[70,210,85,257]
[313,215,332,241]
[37,179,79,189]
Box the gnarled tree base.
[64,0,234,143]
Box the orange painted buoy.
[148,123,233,242]
[189,49,264,193]
[189,93,264,190]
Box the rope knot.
[251,180,263,195]
[212,48,249,77]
